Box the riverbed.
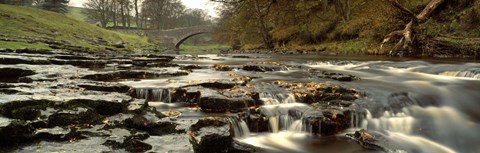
[0,49,479,153]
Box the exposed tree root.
[382,0,445,56]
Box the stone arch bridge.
[146,25,214,50]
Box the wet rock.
[0,67,36,83]
[144,55,175,60]
[78,83,130,93]
[180,65,204,70]
[0,88,21,94]
[195,81,237,89]
[322,109,351,135]
[0,55,51,65]
[310,70,359,81]
[49,59,107,68]
[242,64,288,72]
[386,92,415,113]
[144,134,193,153]
[65,98,126,116]
[16,137,117,152]
[47,107,104,126]
[133,57,173,63]
[0,99,55,120]
[0,48,55,55]
[246,113,269,133]
[346,129,384,151]
[103,128,152,152]
[82,70,189,81]
[124,113,181,136]
[53,55,96,60]
[189,118,233,153]
[0,83,13,88]
[0,117,35,147]
[175,88,202,104]
[274,81,360,104]
[198,95,251,113]
[34,126,80,141]
[232,55,250,58]
[213,64,233,71]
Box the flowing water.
[122,54,480,153]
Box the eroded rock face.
[82,70,189,81]
[242,64,288,72]
[189,118,233,153]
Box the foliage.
[41,0,69,13]
[214,0,480,54]
[0,0,69,13]
[83,0,212,29]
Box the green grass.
[0,41,51,49]
[66,7,88,22]
[0,4,153,51]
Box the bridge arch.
[174,32,211,50]
[145,25,214,51]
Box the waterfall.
[260,103,312,133]
[439,71,480,79]
[228,116,251,138]
[135,88,172,102]
[361,106,480,152]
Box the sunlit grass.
[0,4,152,51]
[0,41,51,49]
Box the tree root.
[382,0,445,56]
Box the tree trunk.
[253,0,273,49]
[382,0,445,56]
[134,0,139,29]
[126,1,130,28]
[120,1,126,30]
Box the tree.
[41,0,69,13]
[83,0,110,27]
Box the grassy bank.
[0,4,153,51]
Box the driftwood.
[382,0,445,56]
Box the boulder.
[189,118,233,153]
[198,95,251,113]
[212,64,233,71]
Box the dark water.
[123,54,480,153]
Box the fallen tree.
[382,0,480,57]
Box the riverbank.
[0,4,155,52]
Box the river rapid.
[2,48,480,152]
[119,54,480,153]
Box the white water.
[228,117,251,138]
[135,88,172,102]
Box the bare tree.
[83,0,111,27]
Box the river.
[119,54,480,153]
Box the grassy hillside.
[66,6,89,22]
[0,4,152,51]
